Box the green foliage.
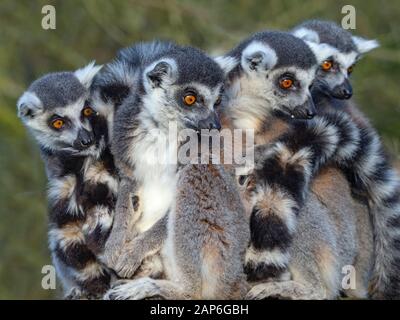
[0,0,399,299]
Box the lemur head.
[17,62,105,156]
[91,41,183,138]
[138,43,231,132]
[292,20,379,100]
[218,31,318,121]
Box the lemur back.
[17,64,119,299]
[162,163,249,299]
[293,20,400,299]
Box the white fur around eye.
[304,41,338,64]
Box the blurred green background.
[0,0,399,299]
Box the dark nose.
[333,79,353,100]
[78,128,94,147]
[341,87,353,99]
[197,112,221,130]
[305,99,316,119]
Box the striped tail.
[337,123,400,299]
[244,113,356,281]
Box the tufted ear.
[214,55,239,76]
[292,27,320,44]
[74,61,103,89]
[241,41,278,73]
[17,91,44,119]
[352,36,380,54]
[143,58,178,91]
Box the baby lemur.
[17,63,119,299]
[102,41,250,299]
[293,20,400,299]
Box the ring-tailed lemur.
[293,20,400,299]
[17,63,120,299]
[217,30,391,296]
[102,41,249,299]
[105,162,250,300]
[216,31,322,282]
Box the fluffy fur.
[218,30,379,298]
[243,168,373,299]
[17,64,119,299]
[293,20,400,299]
[102,41,247,299]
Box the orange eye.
[52,119,64,130]
[322,60,333,71]
[184,94,196,106]
[280,78,293,90]
[83,107,94,117]
[348,65,354,74]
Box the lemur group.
[17,20,400,300]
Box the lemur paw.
[65,287,102,300]
[113,251,143,278]
[246,281,321,300]
[65,287,83,300]
[104,278,162,300]
[99,249,120,271]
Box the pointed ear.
[292,27,320,44]
[74,61,103,89]
[17,91,44,119]
[144,59,177,91]
[214,55,239,76]
[241,42,277,73]
[352,36,380,54]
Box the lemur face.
[142,52,225,132]
[313,50,358,99]
[224,32,319,120]
[17,63,104,156]
[293,21,379,100]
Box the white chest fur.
[131,130,178,233]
